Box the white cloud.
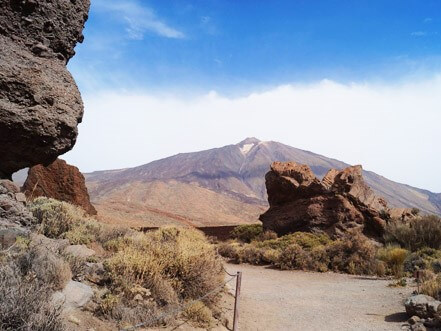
[424,18,433,23]
[411,31,427,37]
[65,76,441,192]
[94,0,185,39]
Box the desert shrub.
[182,301,213,328]
[421,274,441,300]
[17,247,72,291]
[0,252,64,330]
[385,215,441,251]
[308,245,330,272]
[104,227,223,308]
[278,244,311,270]
[231,224,263,243]
[235,245,265,265]
[62,253,86,281]
[403,247,441,273]
[217,241,240,260]
[255,230,278,242]
[29,197,103,244]
[262,248,281,264]
[255,232,331,251]
[326,233,380,275]
[377,245,409,277]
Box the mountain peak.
[238,137,261,146]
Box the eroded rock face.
[22,159,97,215]
[0,0,90,179]
[260,161,388,239]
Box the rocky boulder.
[22,159,97,215]
[0,180,34,248]
[260,162,388,238]
[405,294,441,319]
[53,280,93,311]
[0,0,90,179]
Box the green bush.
[231,224,263,243]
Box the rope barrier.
[222,265,237,277]
[120,275,237,331]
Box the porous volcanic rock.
[260,161,388,239]
[23,159,97,215]
[0,0,90,179]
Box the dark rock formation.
[260,161,388,239]
[23,159,97,215]
[0,0,90,179]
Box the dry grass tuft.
[182,301,213,328]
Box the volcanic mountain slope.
[85,138,441,227]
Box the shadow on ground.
[384,312,408,323]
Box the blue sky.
[69,0,441,94]
[65,0,441,192]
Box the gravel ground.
[225,263,414,331]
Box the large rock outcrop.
[0,0,90,179]
[260,162,388,239]
[23,159,97,215]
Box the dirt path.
[225,264,413,331]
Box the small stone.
[53,280,93,311]
[15,193,27,203]
[409,316,420,325]
[411,323,426,331]
[133,294,143,301]
[64,244,96,259]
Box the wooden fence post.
[233,271,242,331]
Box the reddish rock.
[23,159,96,215]
[260,162,388,239]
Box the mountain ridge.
[85,138,441,226]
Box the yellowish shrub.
[99,293,120,316]
[217,241,239,260]
[104,227,224,306]
[262,248,281,264]
[236,245,265,264]
[377,246,409,277]
[421,275,441,299]
[183,301,213,328]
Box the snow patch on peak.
[240,143,255,155]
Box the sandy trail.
[225,264,413,331]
